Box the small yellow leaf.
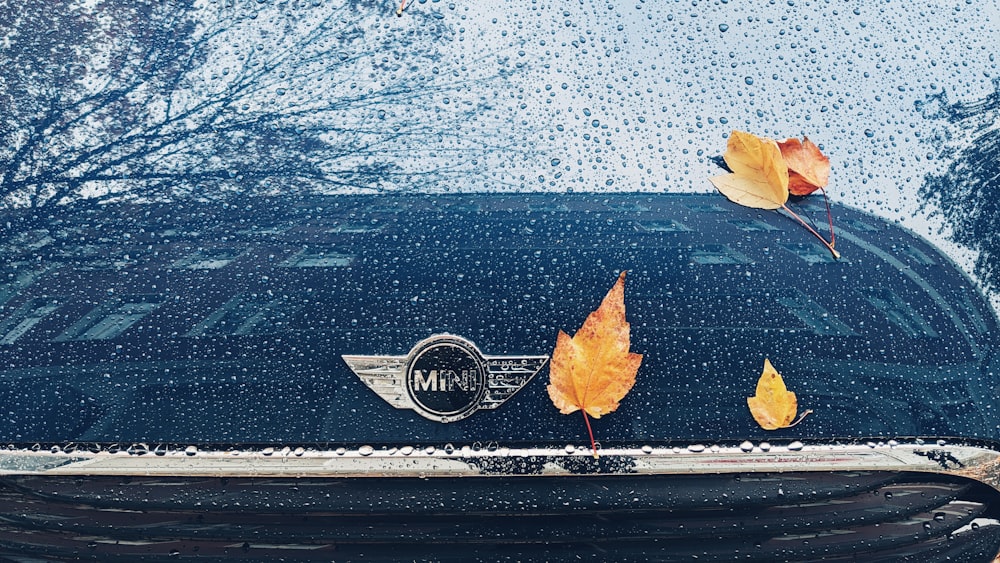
[710,130,789,210]
[746,359,811,430]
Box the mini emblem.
[343,335,548,422]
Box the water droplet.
[718,23,729,32]
[400,446,414,456]
[358,445,374,456]
[759,442,771,452]
[185,445,198,456]
[641,445,653,454]
[740,441,754,452]
[744,76,754,85]
[688,444,706,453]
[787,441,804,451]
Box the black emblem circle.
[405,336,486,421]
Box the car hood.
[0,192,995,449]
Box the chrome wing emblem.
[343,334,548,423]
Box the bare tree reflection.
[918,79,1000,295]
[0,0,517,206]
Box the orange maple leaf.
[777,137,830,196]
[548,271,643,457]
[747,359,812,430]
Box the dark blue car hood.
[0,192,996,448]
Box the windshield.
[0,0,998,446]
[1,1,996,303]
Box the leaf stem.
[582,410,599,459]
[780,204,840,260]
[396,0,407,16]
[786,409,814,428]
[820,188,836,249]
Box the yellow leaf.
[709,172,785,211]
[746,359,811,430]
[710,130,789,210]
[548,271,643,456]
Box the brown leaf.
[548,271,643,456]
[777,137,830,196]
[747,359,812,430]
[709,130,789,210]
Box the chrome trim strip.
[2,442,999,491]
